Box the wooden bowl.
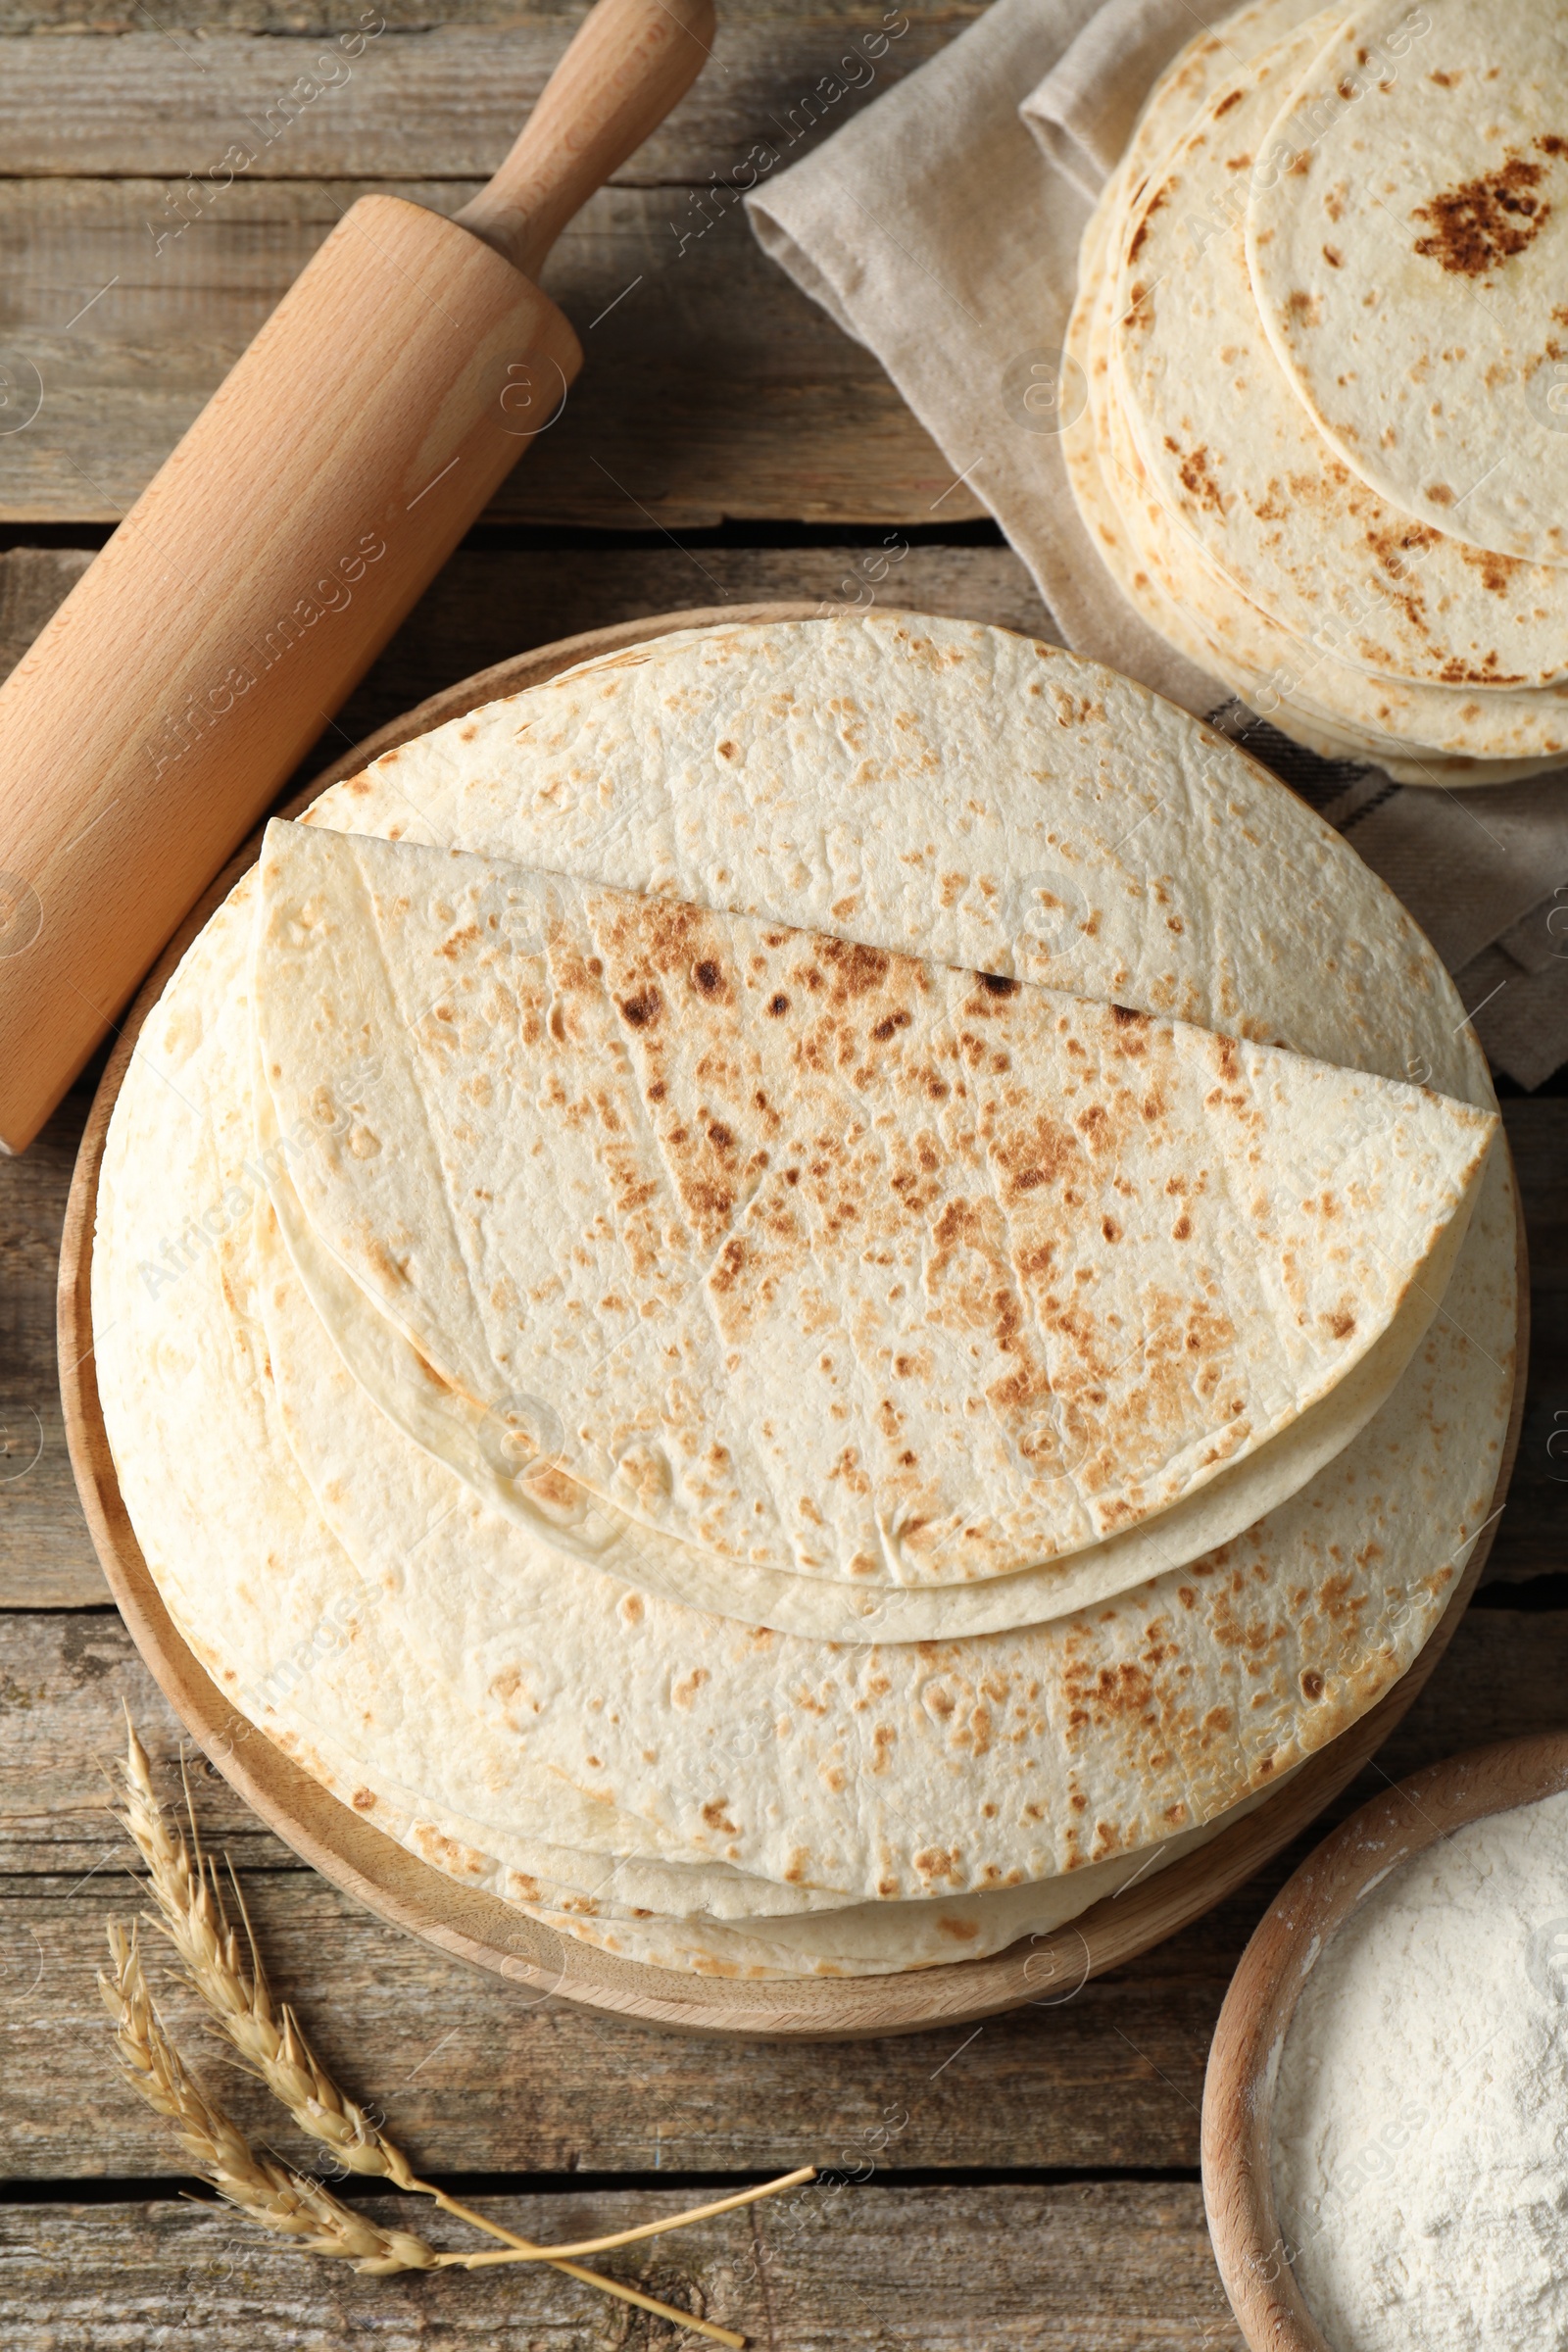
[1202,1730,1568,2349]
[58,601,1526,2038]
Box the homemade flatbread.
[1062,0,1568,778]
[94,612,1519,1975]
[1248,0,1568,567]
[1089,257,1568,767]
[1117,16,1568,691]
[254,822,1492,1593]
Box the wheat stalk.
[99,1921,439,2275]
[109,1715,809,2343]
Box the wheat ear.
[99,1921,439,2275]
[114,1716,799,2345]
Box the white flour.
[1271,1787,1568,2352]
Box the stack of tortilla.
[93,612,1518,1979]
[1064,0,1568,784]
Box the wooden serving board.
[1202,1728,1568,2352]
[58,602,1527,2040]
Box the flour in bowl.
[1271,1786,1568,2351]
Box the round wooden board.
[1201,1728,1568,2351]
[59,601,1528,2040]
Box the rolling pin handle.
[454,0,717,281]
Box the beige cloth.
[748,0,1568,1088]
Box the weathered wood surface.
[5,0,951,20]
[0,2185,1245,2350]
[0,1604,1560,2186]
[0,0,1559,2333]
[0,19,955,179]
[0,179,976,526]
[0,0,994,529]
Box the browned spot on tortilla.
[692,959,723,996]
[352,1788,375,1810]
[1413,151,1555,277]
[1300,1669,1326,1700]
[618,985,662,1029]
[820,937,891,996]
[1213,86,1244,117]
[1164,439,1227,514]
[1452,540,1523,601]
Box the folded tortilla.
[253,822,1493,1594]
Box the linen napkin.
[748,0,1568,1088]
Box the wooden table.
[1,5,1564,2341]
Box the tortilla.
[1097,0,1332,221]
[198,1551,1292,1973]
[93,613,1518,1958]
[1116,17,1568,692]
[509,1777,1293,1977]
[292,613,1499,1089]
[260,1088,1478,1642]
[253,821,1493,1595]
[1248,0,1568,568]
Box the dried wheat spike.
[98,1921,439,2277]
[110,1717,757,2347]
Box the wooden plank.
[0,0,959,24]
[0,545,1051,754]
[0,1097,97,1607]
[0,2184,1245,2351]
[1492,1094,1568,1583]
[4,0,958,22]
[0,550,90,676]
[0,180,975,527]
[0,1605,1557,2180]
[0,19,958,181]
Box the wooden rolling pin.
[0,0,714,1153]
